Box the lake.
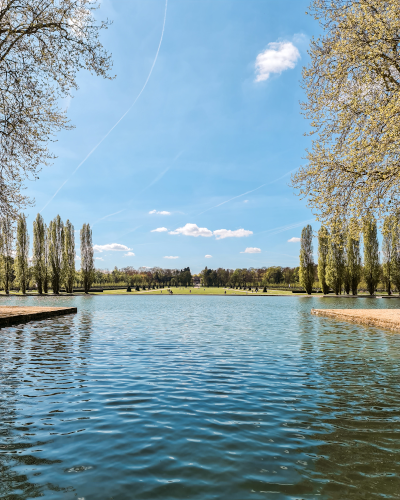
[1,295,399,499]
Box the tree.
[346,224,362,295]
[32,214,47,294]
[48,215,64,294]
[0,218,14,293]
[0,0,113,220]
[299,225,314,294]
[15,214,29,294]
[317,226,330,294]
[292,0,400,227]
[363,219,380,296]
[63,220,75,293]
[391,216,400,295]
[325,229,345,295]
[81,223,94,293]
[382,216,395,295]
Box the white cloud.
[149,210,171,215]
[75,255,81,260]
[93,243,132,253]
[169,224,253,240]
[255,41,300,82]
[241,247,261,254]
[244,200,249,203]
[288,237,301,242]
[164,256,179,259]
[124,252,135,257]
[205,255,212,258]
[151,227,168,232]
[213,228,253,240]
[95,257,104,261]
[169,223,213,238]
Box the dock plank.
[311,308,400,332]
[0,306,77,328]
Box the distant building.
[193,276,201,285]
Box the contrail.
[92,209,126,227]
[256,218,315,236]
[40,0,169,214]
[197,168,298,216]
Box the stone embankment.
[311,308,400,332]
[0,306,77,328]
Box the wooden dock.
[311,308,400,332]
[0,306,77,328]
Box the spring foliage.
[292,0,400,227]
[299,224,314,294]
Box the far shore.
[0,287,398,297]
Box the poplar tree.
[346,224,362,295]
[0,218,14,294]
[81,223,94,294]
[382,216,395,295]
[391,216,400,295]
[63,220,75,294]
[363,218,380,296]
[15,214,29,294]
[48,215,64,294]
[32,214,46,294]
[317,226,330,294]
[325,229,345,295]
[44,224,50,294]
[299,224,314,294]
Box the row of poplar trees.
[0,213,94,294]
[299,217,400,295]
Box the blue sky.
[25,0,320,273]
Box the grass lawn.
[97,287,298,296]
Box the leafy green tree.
[15,214,29,294]
[382,215,395,295]
[299,225,314,294]
[0,217,14,293]
[0,0,113,220]
[346,223,362,295]
[363,218,380,296]
[391,216,400,295]
[81,223,94,293]
[317,226,330,294]
[48,215,64,294]
[326,228,345,295]
[292,0,400,227]
[32,214,47,294]
[63,220,75,293]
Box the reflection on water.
[0,296,399,499]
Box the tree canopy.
[292,0,400,227]
[0,0,113,219]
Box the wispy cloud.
[149,210,171,215]
[124,252,136,257]
[151,227,168,232]
[95,257,105,261]
[255,40,300,82]
[164,256,179,259]
[205,255,212,258]
[241,247,261,253]
[288,237,301,242]
[214,229,252,240]
[93,243,132,253]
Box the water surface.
[1,295,399,499]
